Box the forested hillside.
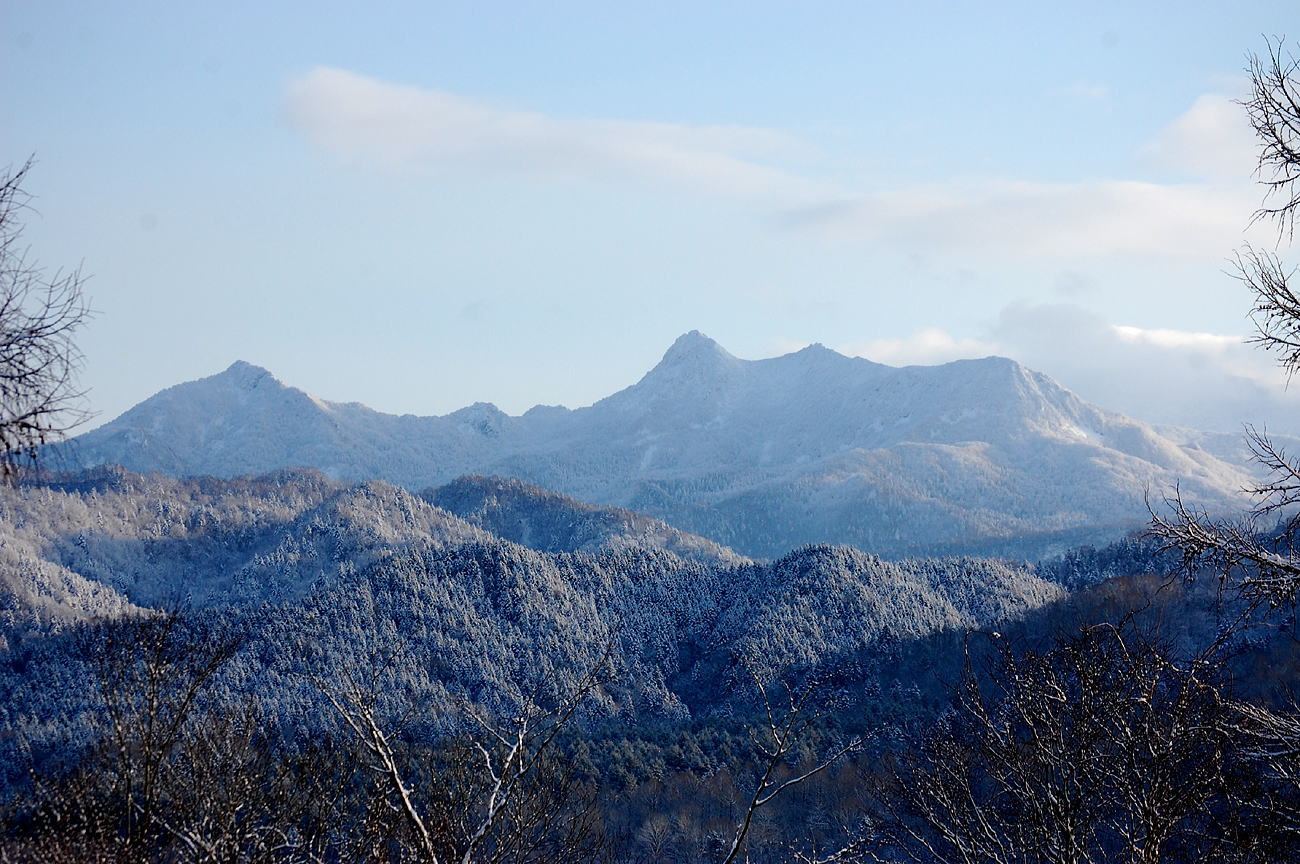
[0,467,1061,727]
[4,466,1296,861]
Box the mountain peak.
[218,360,277,389]
[601,330,743,411]
[658,330,737,367]
[789,342,844,362]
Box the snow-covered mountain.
[57,332,1257,557]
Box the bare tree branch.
[722,666,863,864]
[1235,248,1300,379]
[1244,37,1300,237]
[1149,486,1300,609]
[316,641,612,864]
[0,158,93,476]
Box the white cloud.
[1139,93,1258,179]
[1107,321,1283,396]
[1111,323,1238,351]
[988,303,1298,431]
[786,91,1263,258]
[835,303,1300,432]
[285,66,827,204]
[788,177,1256,258]
[840,328,998,367]
[287,70,1265,260]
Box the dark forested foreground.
[4,478,1300,863]
[3,589,1300,864]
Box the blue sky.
[5,1,1300,432]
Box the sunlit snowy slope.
[58,332,1256,557]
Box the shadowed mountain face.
[56,332,1256,558]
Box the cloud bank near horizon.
[837,302,1299,433]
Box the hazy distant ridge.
[58,332,1255,557]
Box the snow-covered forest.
[10,18,1300,864]
[2,463,1300,862]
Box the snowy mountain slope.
[423,474,748,566]
[0,468,1064,739]
[0,468,756,625]
[57,332,1259,557]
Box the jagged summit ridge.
[221,359,276,382]
[657,329,737,365]
[616,330,743,408]
[58,332,1256,558]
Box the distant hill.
[0,468,1061,734]
[55,331,1257,558]
[0,467,747,623]
[423,474,747,566]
